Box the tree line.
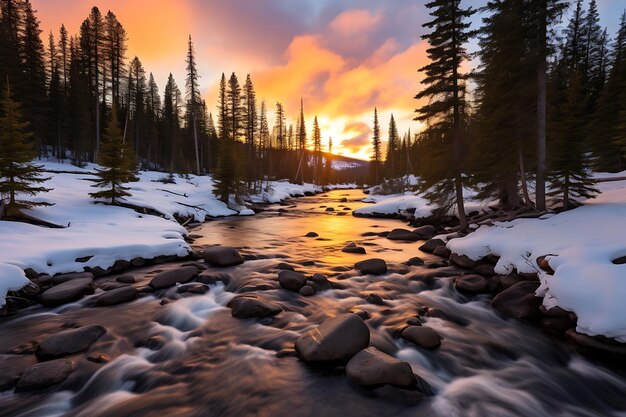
[370,0,626,231]
[0,1,347,216]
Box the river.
[0,189,625,417]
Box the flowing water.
[0,189,625,417]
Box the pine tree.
[312,115,322,183]
[185,35,201,174]
[0,84,51,218]
[242,74,257,182]
[217,73,229,141]
[89,106,137,204]
[415,0,474,230]
[385,114,399,179]
[296,99,307,183]
[371,107,381,184]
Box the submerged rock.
[355,259,388,275]
[387,229,420,241]
[295,314,370,362]
[346,347,416,387]
[0,355,37,391]
[342,243,366,254]
[419,238,446,254]
[227,295,282,319]
[15,359,75,392]
[149,266,198,290]
[305,232,319,237]
[36,325,106,360]
[401,326,441,349]
[299,285,316,296]
[202,246,244,267]
[39,278,95,307]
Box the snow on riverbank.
[447,175,626,341]
[0,161,336,304]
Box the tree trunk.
[518,145,533,207]
[536,0,547,212]
[192,113,200,175]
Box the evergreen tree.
[217,73,229,141]
[370,107,382,184]
[415,0,474,230]
[312,115,322,183]
[89,106,137,204]
[296,99,307,183]
[162,73,184,172]
[185,35,201,174]
[385,114,399,178]
[242,74,257,181]
[0,84,51,218]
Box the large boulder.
[346,347,416,387]
[39,278,95,307]
[36,325,106,360]
[387,229,420,242]
[419,239,446,254]
[95,286,138,306]
[491,281,541,319]
[278,270,307,291]
[454,274,490,294]
[295,314,370,362]
[227,295,282,319]
[401,326,441,349]
[202,246,244,267]
[412,225,437,240]
[355,259,388,275]
[15,359,75,392]
[0,354,37,391]
[149,266,198,290]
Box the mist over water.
[1,190,625,417]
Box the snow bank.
[0,264,29,307]
[248,181,321,204]
[447,176,626,341]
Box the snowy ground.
[447,174,626,342]
[0,161,334,305]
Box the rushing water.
[1,189,625,417]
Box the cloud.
[340,122,371,154]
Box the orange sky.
[31,0,626,160]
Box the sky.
[33,0,625,160]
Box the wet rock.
[276,263,295,271]
[426,308,469,326]
[39,272,94,287]
[295,314,370,362]
[116,275,136,284]
[15,359,75,392]
[450,253,479,269]
[378,231,390,238]
[454,274,490,294]
[433,246,451,258]
[227,294,282,319]
[86,353,111,364]
[181,261,208,271]
[202,246,244,267]
[474,263,496,277]
[12,281,40,298]
[566,329,626,358]
[491,281,541,319]
[305,232,319,238]
[387,228,420,241]
[369,332,398,355]
[412,225,437,239]
[39,277,95,307]
[130,257,146,267]
[401,326,441,349]
[98,281,129,291]
[346,347,416,387]
[143,335,166,350]
[196,272,231,286]
[365,294,385,306]
[0,354,37,391]
[95,286,138,306]
[405,257,424,266]
[342,243,366,254]
[177,283,209,294]
[355,258,388,275]
[111,259,131,272]
[149,266,198,290]
[299,285,316,296]
[340,197,348,203]
[419,238,446,254]
[325,207,335,212]
[349,307,371,320]
[36,325,106,360]
[276,349,297,358]
[361,232,379,237]
[278,270,308,291]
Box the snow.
[248,181,321,204]
[0,264,29,307]
[447,174,626,341]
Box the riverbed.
[0,189,625,417]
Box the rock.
[346,347,416,387]
[426,308,469,326]
[365,294,385,306]
[36,325,106,360]
[15,359,75,392]
[349,307,371,320]
[537,255,556,273]
[177,283,209,294]
[12,282,40,298]
[202,246,244,267]
[116,275,136,284]
[355,258,388,275]
[474,264,495,277]
[342,244,366,254]
[325,207,335,212]
[278,270,308,291]
[387,229,420,241]
[40,272,94,287]
[369,332,398,355]
[130,257,146,267]
[227,295,282,319]
[412,225,437,239]
[39,278,95,307]
[299,285,316,296]
[276,263,295,271]
[566,329,626,358]
[433,246,451,258]
[498,275,521,290]
[196,272,231,286]
[491,281,541,319]
[0,355,37,391]
[340,198,348,203]
[405,257,424,266]
[419,238,446,254]
[611,255,626,265]
[401,326,441,349]
[86,353,110,364]
[450,253,479,269]
[454,274,490,294]
[305,232,319,238]
[95,286,138,306]
[149,266,198,290]
[295,314,370,362]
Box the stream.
[0,189,625,417]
